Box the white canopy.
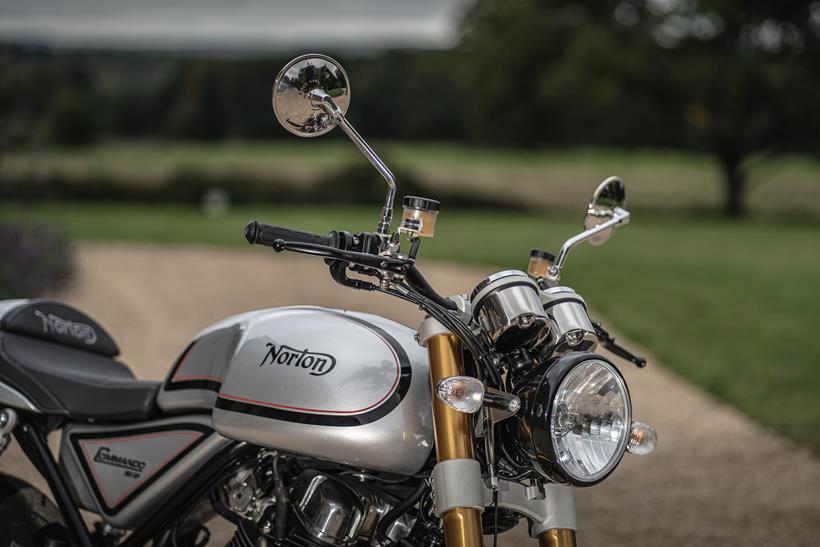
[0,0,473,52]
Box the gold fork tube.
[538,529,577,547]
[426,333,484,547]
[428,334,474,460]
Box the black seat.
[0,300,158,421]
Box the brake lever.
[272,239,413,274]
[330,261,377,291]
[593,321,647,368]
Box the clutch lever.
[271,239,413,274]
[593,321,647,368]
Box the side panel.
[59,415,232,529]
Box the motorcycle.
[0,54,656,547]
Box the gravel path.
[3,243,820,546]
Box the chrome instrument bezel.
[471,270,550,352]
[539,286,598,356]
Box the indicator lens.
[627,421,657,455]
[436,376,485,414]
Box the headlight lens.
[518,354,631,486]
[550,360,630,483]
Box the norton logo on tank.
[258,343,336,376]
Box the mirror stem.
[337,115,396,236]
[547,208,630,284]
[310,90,396,236]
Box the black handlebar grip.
[244,220,333,248]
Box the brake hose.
[405,266,457,311]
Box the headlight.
[517,353,631,486]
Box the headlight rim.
[523,351,631,487]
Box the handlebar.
[271,239,411,272]
[244,219,458,311]
[244,220,409,273]
[245,220,333,248]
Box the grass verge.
[2,142,819,216]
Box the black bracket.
[593,321,647,368]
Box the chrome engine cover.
[292,471,387,544]
[170,306,433,476]
[225,467,412,547]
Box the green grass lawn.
[3,141,819,216]
[3,202,819,452]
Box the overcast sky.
[0,0,474,52]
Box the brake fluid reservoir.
[527,249,555,279]
[401,196,439,238]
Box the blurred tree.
[159,57,286,140]
[0,49,97,147]
[459,0,820,216]
[39,88,97,145]
[162,60,229,140]
[347,50,468,141]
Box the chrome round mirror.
[272,54,351,138]
[584,176,626,246]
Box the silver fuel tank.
[163,307,433,476]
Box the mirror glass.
[272,54,351,138]
[584,176,626,246]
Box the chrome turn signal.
[435,376,484,413]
